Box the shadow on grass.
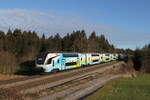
[15,60,44,76]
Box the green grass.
[85,75,150,100]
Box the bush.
[133,49,142,71]
[133,45,150,73]
[141,46,150,73]
[15,60,43,75]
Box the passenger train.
[35,52,120,72]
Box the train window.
[63,53,78,57]
[65,62,77,66]
[106,54,110,56]
[47,58,52,64]
[46,55,59,65]
[92,54,99,56]
[92,59,99,62]
[57,59,59,63]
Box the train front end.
[35,52,60,72]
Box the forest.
[0,28,149,74]
[0,29,119,74]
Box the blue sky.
[0,0,150,49]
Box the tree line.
[133,44,150,73]
[1,28,149,74]
[0,29,117,73]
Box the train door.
[61,59,66,70]
[85,54,88,65]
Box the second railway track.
[0,61,125,100]
[0,61,118,89]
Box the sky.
[0,0,150,50]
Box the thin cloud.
[3,9,147,49]
[0,9,120,36]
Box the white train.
[35,52,119,72]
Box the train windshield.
[36,52,48,64]
[46,55,58,65]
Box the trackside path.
[21,62,124,94]
[38,74,123,100]
[0,62,118,89]
[0,61,125,100]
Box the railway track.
[38,74,124,100]
[0,61,125,100]
[0,61,118,88]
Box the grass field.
[85,74,150,100]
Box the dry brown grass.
[0,74,27,81]
[0,88,34,100]
[119,60,140,78]
[0,88,23,100]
